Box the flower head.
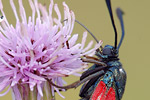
[0,0,102,99]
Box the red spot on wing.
[91,81,116,100]
[91,81,106,100]
[105,87,116,100]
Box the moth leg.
[48,79,80,90]
[47,71,104,90]
[82,58,107,67]
[83,55,100,61]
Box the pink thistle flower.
[0,0,102,99]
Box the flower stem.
[44,81,55,100]
[12,82,55,100]
[31,87,37,100]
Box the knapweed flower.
[0,0,102,100]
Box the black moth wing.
[79,64,106,99]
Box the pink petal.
[12,85,22,100]
[24,70,46,81]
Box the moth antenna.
[116,8,125,49]
[105,0,118,49]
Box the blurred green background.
[0,0,150,100]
